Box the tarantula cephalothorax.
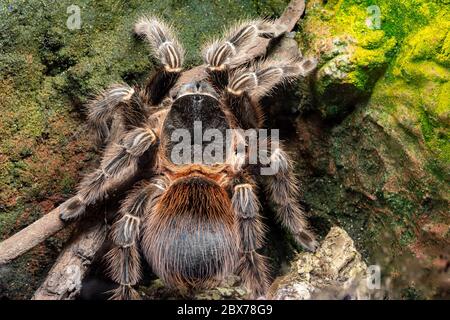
[59,16,318,299]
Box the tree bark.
[32,221,107,300]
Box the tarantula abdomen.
[142,173,240,290]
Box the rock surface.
[268,227,375,300]
[287,0,449,299]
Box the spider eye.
[175,81,218,99]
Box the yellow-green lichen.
[301,0,448,119]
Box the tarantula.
[59,16,318,299]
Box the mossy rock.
[299,0,447,119]
[288,0,449,299]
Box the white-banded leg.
[202,19,286,90]
[264,147,319,252]
[87,84,135,145]
[134,16,185,105]
[222,57,316,129]
[227,57,317,99]
[60,127,158,221]
[135,16,184,72]
[106,179,167,300]
[231,181,269,298]
[203,19,286,71]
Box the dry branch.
[0,0,306,300]
[32,222,107,300]
[0,203,66,265]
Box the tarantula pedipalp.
[59,16,318,299]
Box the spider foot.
[134,16,184,72]
[237,251,269,299]
[202,21,260,71]
[295,230,319,253]
[109,284,141,300]
[59,197,86,222]
[226,56,317,98]
[203,20,287,71]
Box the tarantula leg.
[134,16,185,105]
[106,180,166,300]
[222,57,316,129]
[264,147,319,252]
[135,16,184,72]
[87,84,135,145]
[202,19,285,89]
[60,127,158,221]
[109,283,141,300]
[227,56,317,99]
[203,20,285,71]
[223,89,263,129]
[236,251,270,299]
[143,70,180,106]
[231,182,269,298]
[106,247,141,300]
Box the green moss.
[384,193,415,219]
[59,175,76,195]
[335,0,440,41]
[293,0,450,299]
[371,76,450,177]
[0,205,24,235]
[303,0,449,119]
[303,1,399,117]
[436,82,450,118]
[350,36,396,91]
[401,286,425,300]
[389,15,450,168]
[251,0,289,17]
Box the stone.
[268,227,378,300]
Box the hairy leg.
[86,17,185,145]
[134,16,185,105]
[106,179,166,300]
[60,127,158,221]
[227,56,317,98]
[264,146,318,252]
[86,84,135,145]
[202,19,286,90]
[222,56,316,129]
[231,179,269,298]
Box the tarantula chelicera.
[59,16,318,299]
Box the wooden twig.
[32,222,107,300]
[0,202,66,265]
